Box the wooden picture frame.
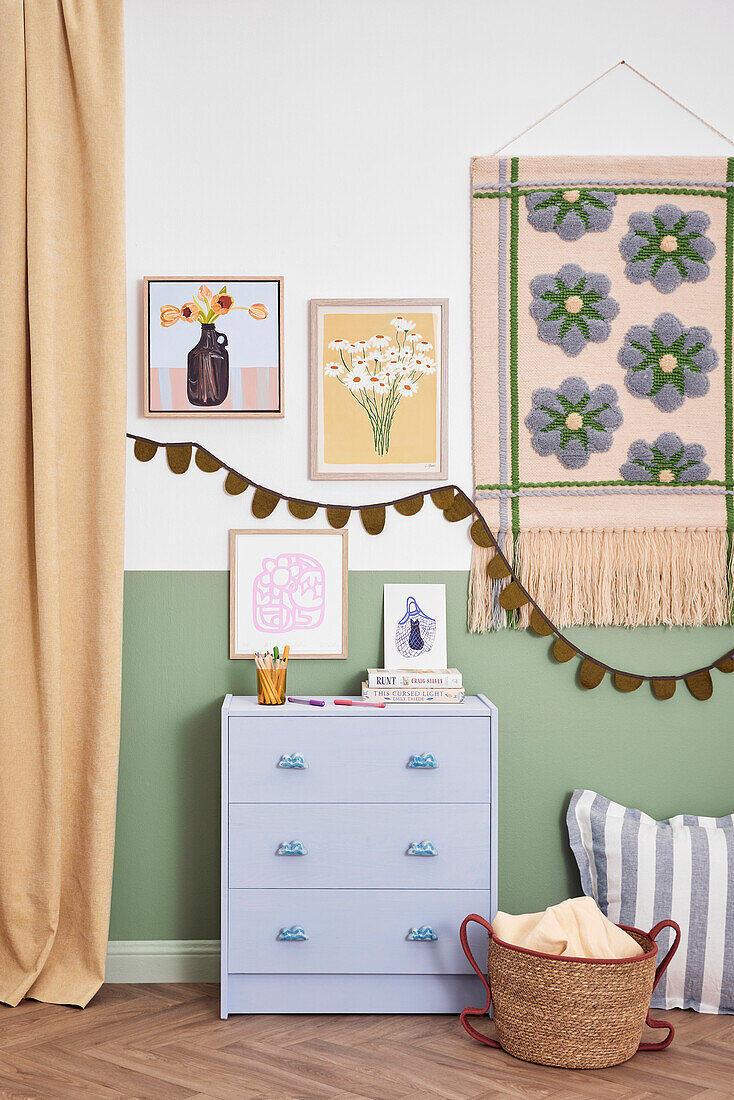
[143,276,284,417]
[229,529,348,659]
[310,298,448,480]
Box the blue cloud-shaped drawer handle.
[407,926,438,942]
[407,753,439,769]
[277,753,309,769]
[276,840,308,856]
[277,926,309,941]
[407,840,437,857]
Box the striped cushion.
[567,789,734,1014]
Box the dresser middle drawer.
[228,803,489,889]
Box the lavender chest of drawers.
[220,694,497,1017]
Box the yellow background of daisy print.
[321,311,438,465]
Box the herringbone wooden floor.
[0,984,732,1099]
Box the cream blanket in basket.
[493,896,643,959]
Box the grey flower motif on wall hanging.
[525,376,623,470]
[619,205,715,293]
[620,433,711,484]
[525,188,616,241]
[529,264,620,357]
[618,312,718,412]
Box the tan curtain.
[0,0,126,1007]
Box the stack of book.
[362,668,464,704]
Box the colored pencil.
[334,698,386,709]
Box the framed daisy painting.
[310,298,448,479]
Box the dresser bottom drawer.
[228,888,489,975]
[222,973,482,1017]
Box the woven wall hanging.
[470,153,734,631]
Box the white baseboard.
[105,940,220,983]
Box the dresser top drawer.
[227,718,490,804]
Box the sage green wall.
[112,570,734,940]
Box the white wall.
[124,0,734,571]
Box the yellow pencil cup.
[257,666,287,705]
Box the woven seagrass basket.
[459,913,680,1070]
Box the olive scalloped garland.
[131,434,734,702]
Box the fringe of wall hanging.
[469,528,733,632]
[469,531,514,632]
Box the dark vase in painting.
[187,323,229,407]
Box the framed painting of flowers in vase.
[143,276,284,416]
[310,298,448,479]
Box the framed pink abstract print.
[229,529,348,659]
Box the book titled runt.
[367,668,463,688]
[362,682,466,704]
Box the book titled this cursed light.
[361,683,466,704]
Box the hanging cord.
[492,59,734,155]
[622,61,734,148]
